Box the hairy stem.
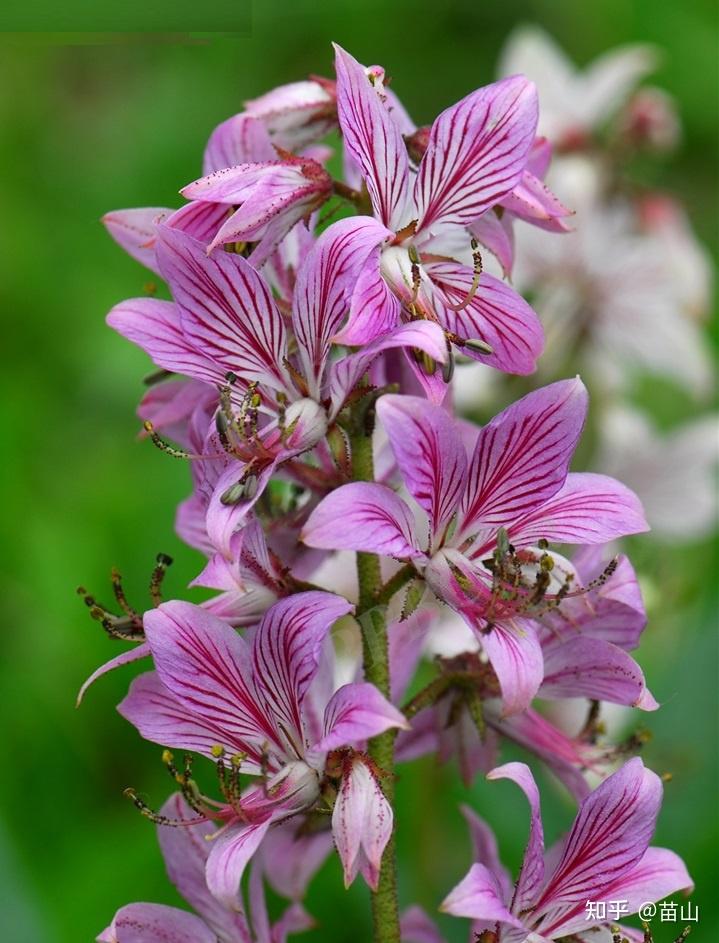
[351,421,400,943]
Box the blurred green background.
[1,1,716,940]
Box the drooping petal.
[502,171,573,227]
[508,473,649,547]
[388,608,433,703]
[532,758,662,916]
[314,682,408,752]
[252,592,354,755]
[440,862,525,929]
[155,227,291,393]
[244,79,336,151]
[487,763,545,911]
[301,482,423,559]
[102,207,171,275]
[540,637,658,709]
[142,601,280,757]
[106,298,220,386]
[476,618,544,716]
[292,216,393,395]
[101,903,217,943]
[205,820,273,910]
[260,822,333,901]
[333,44,410,228]
[429,264,544,375]
[332,758,393,890]
[414,76,538,232]
[205,459,280,559]
[157,794,251,941]
[457,378,588,543]
[377,394,468,543]
[77,642,150,707]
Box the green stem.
[351,420,400,943]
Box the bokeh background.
[1,1,716,940]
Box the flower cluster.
[85,41,695,943]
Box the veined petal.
[334,245,401,345]
[252,592,354,755]
[205,460,279,560]
[301,482,423,559]
[430,263,544,374]
[102,207,171,275]
[205,819,272,910]
[332,758,393,890]
[315,682,408,752]
[142,601,281,757]
[502,171,572,225]
[292,216,393,395]
[440,862,524,929]
[508,472,649,547]
[457,378,588,542]
[333,44,410,228]
[414,75,538,232]
[377,394,468,541]
[157,794,250,941]
[106,297,220,386]
[164,201,231,245]
[328,320,448,417]
[478,619,544,716]
[487,762,545,912]
[551,846,692,937]
[533,758,662,916]
[101,903,218,943]
[156,227,291,393]
[539,637,658,709]
[202,112,275,174]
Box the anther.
[445,239,483,311]
[143,421,192,459]
[149,553,173,607]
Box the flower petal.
[202,112,275,174]
[334,245,401,345]
[155,226,291,393]
[102,903,217,943]
[458,378,588,543]
[414,75,538,232]
[252,592,354,754]
[487,762,545,911]
[540,637,658,709]
[479,619,544,716]
[328,320,448,417]
[102,207,170,275]
[333,44,410,228]
[332,758,393,890]
[205,820,272,910]
[292,216,393,396]
[440,862,524,928]
[301,482,422,559]
[400,906,446,943]
[508,472,649,547]
[377,394,468,542]
[106,297,219,385]
[460,804,513,902]
[142,601,280,758]
[77,643,150,707]
[315,682,408,752]
[429,264,544,375]
[550,846,693,937]
[533,758,662,916]
[157,794,250,940]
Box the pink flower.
[330,44,545,388]
[118,592,407,903]
[302,380,648,714]
[441,758,693,941]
